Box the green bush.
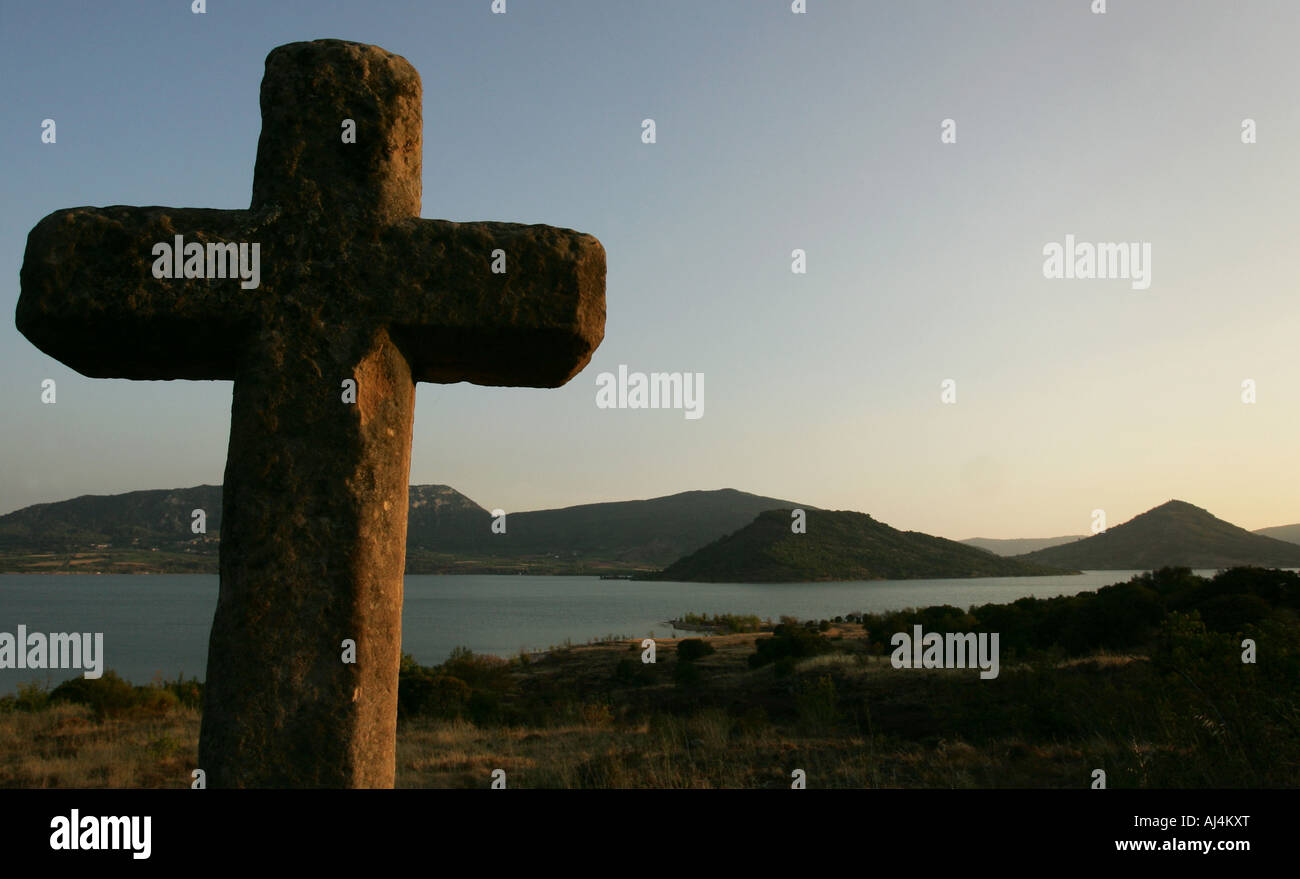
[398,669,471,719]
[167,677,203,709]
[0,681,51,713]
[3,672,202,717]
[676,639,715,661]
[749,622,832,669]
[676,612,764,634]
[50,672,138,719]
[440,646,512,690]
[134,687,180,713]
[1198,593,1273,633]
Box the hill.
[0,485,224,554]
[0,484,485,554]
[0,485,806,574]
[961,535,1083,556]
[436,488,807,567]
[650,508,1070,582]
[404,484,494,553]
[1254,523,1300,546]
[1015,500,1300,569]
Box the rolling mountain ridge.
[0,485,806,573]
[1015,501,1300,569]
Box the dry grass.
[393,718,1097,789]
[2,621,1290,788]
[0,702,198,788]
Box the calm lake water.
[0,570,1212,693]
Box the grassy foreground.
[3,567,1297,788]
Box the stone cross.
[17,39,606,787]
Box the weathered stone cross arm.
[18,208,605,387]
[18,206,258,380]
[383,218,607,387]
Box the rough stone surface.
[16,39,606,788]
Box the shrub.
[1198,593,1273,633]
[168,677,203,709]
[676,639,715,661]
[398,671,470,720]
[440,646,512,690]
[134,687,180,714]
[749,622,832,669]
[676,612,764,634]
[7,682,51,712]
[50,672,138,719]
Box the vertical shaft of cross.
[199,327,415,787]
[196,39,426,788]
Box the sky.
[1,0,1298,540]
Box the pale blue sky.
[2,0,1297,539]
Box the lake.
[0,570,1204,692]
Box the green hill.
[1016,500,1300,569]
[0,484,482,556]
[0,485,224,553]
[0,485,807,573]
[650,508,1071,582]
[438,488,807,567]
